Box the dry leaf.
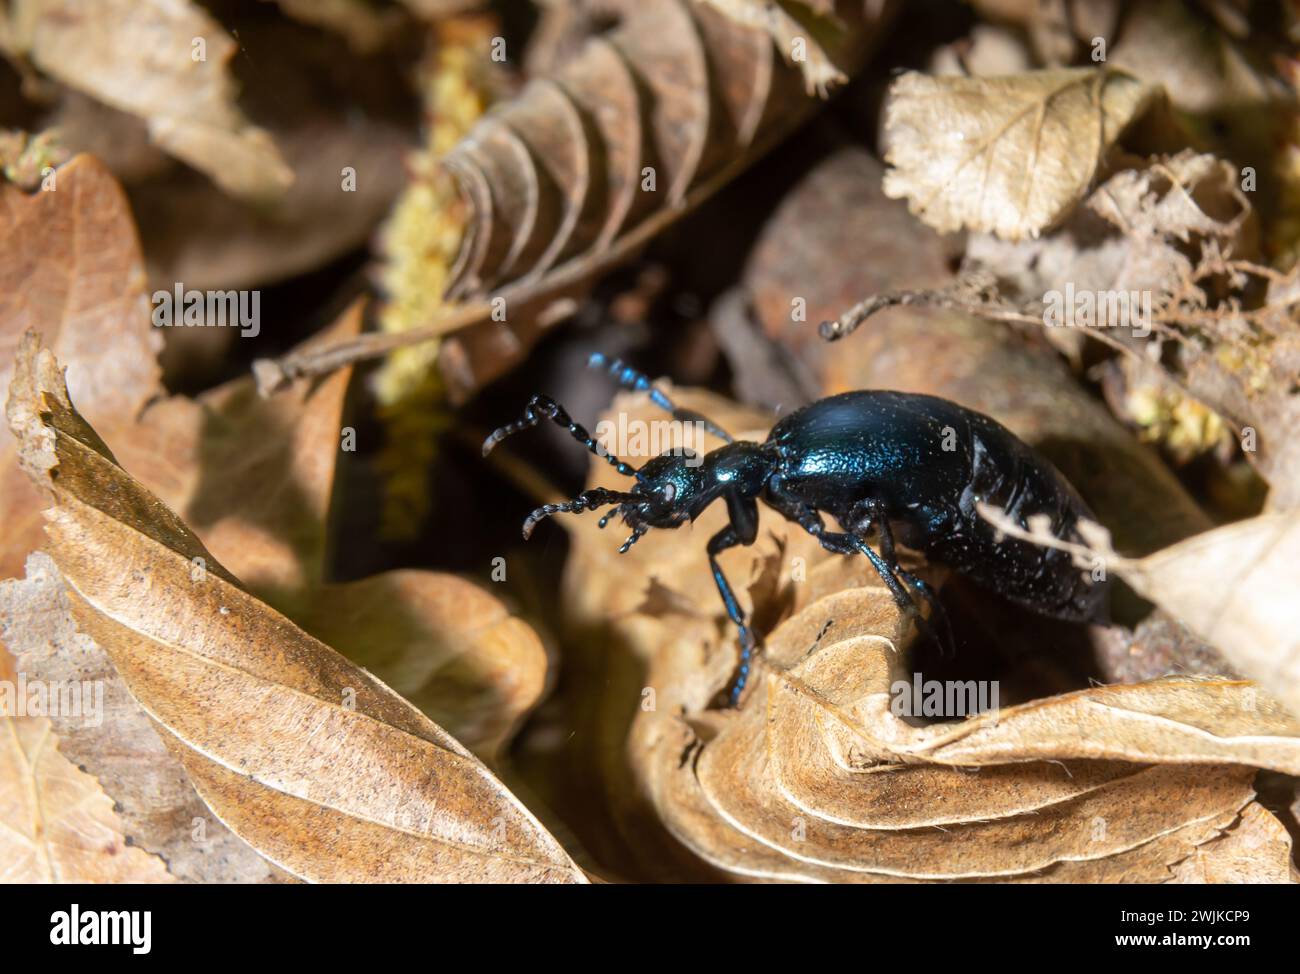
[641,552,1296,881]
[697,0,856,95]
[0,715,175,883]
[1,0,293,200]
[881,68,1158,240]
[427,0,890,396]
[966,151,1300,509]
[6,333,585,883]
[1168,801,1298,883]
[1,552,289,883]
[0,154,163,581]
[984,509,1300,722]
[299,571,549,763]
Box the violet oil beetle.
[483,354,1109,706]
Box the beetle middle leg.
[768,488,948,655]
[851,498,955,658]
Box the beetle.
[483,354,1109,705]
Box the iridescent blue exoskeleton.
[484,355,1108,706]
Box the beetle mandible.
[483,354,1109,706]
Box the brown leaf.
[640,557,1297,881]
[127,302,552,758]
[0,153,163,581]
[6,333,585,883]
[1,0,293,200]
[984,509,1300,722]
[881,68,1158,240]
[130,303,365,601]
[430,0,891,396]
[0,715,174,883]
[299,571,549,763]
[1168,801,1299,883]
[1,552,290,883]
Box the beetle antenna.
[522,488,636,539]
[588,353,735,444]
[618,527,646,553]
[484,394,640,480]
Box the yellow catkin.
[373,16,496,539]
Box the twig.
[252,144,786,397]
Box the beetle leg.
[852,499,955,658]
[895,570,955,658]
[767,489,946,655]
[709,494,760,706]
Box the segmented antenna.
[588,353,735,443]
[521,488,637,539]
[483,393,640,479]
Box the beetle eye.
[661,482,676,503]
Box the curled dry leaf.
[1167,801,1300,884]
[427,0,890,396]
[980,506,1300,722]
[643,549,1297,882]
[5,334,585,883]
[881,68,1158,240]
[697,0,858,96]
[0,0,293,201]
[0,715,174,883]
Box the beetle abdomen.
[769,390,1108,623]
[931,421,1108,623]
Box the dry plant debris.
[0,0,1298,887]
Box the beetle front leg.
[709,494,760,706]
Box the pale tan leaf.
[3,0,293,200]
[0,716,174,883]
[6,333,585,883]
[1,551,287,883]
[1122,515,1300,721]
[980,506,1300,722]
[881,68,1158,240]
[1167,801,1297,883]
[299,570,549,763]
